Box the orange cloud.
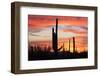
[63,29,87,35]
[28,15,88,29]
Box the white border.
[20,6,95,70]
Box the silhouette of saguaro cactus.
[73,37,75,53]
[76,47,77,52]
[63,43,65,51]
[69,39,71,52]
[52,18,58,55]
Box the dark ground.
[28,46,88,61]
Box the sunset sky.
[28,15,88,53]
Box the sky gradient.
[28,15,88,53]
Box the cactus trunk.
[52,18,58,54]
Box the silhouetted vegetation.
[28,45,88,61]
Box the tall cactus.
[73,37,75,53]
[69,39,70,52]
[63,43,65,51]
[55,18,58,51]
[52,18,58,55]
